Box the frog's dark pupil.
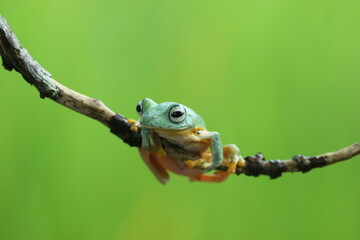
[136,104,142,113]
[171,111,183,118]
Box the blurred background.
[1,1,360,239]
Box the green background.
[1,1,360,240]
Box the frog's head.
[136,98,205,130]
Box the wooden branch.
[217,142,360,179]
[0,15,141,147]
[0,15,359,179]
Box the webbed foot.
[223,144,246,173]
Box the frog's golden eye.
[136,100,143,116]
[169,105,186,123]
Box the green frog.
[129,98,245,184]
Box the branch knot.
[292,155,327,173]
[237,153,286,179]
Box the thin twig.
[0,15,359,178]
[225,142,360,179]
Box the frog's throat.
[141,125,192,131]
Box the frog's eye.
[136,100,143,116]
[169,105,186,123]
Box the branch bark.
[0,15,359,179]
[217,142,360,179]
[0,15,141,147]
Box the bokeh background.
[1,1,360,240]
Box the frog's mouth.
[145,127,206,140]
[142,125,188,131]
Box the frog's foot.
[185,159,211,169]
[185,159,206,168]
[227,155,246,173]
[128,119,141,132]
[184,152,212,169]
[223,144,246,174]
[189,171,230,183]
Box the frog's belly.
[155,128,210,161]
[159,137,209,161]
[182,140,209,153]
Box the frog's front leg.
[222,144,246,173]
[185,132,245,173]
[141,128,161,152]
[195,131,223,170]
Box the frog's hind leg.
[189,171,230,183]
[139,148,170,184]
[223,144,246,173]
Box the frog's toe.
[201,152,212,161]
[185,159,214,171]
[199,161,213,170]
[227,155,246,173]
[185,159,208,168]
[227,156,239,173]
[128,119,141,132]
[185,159,199,168]
[237,155,246,168]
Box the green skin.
[138,98,223,170]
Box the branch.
[217,142,360,179]
[0,15,141,147]
[0,15,359,179]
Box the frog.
[128,98,245,184]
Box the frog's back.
[140,98,206,130]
